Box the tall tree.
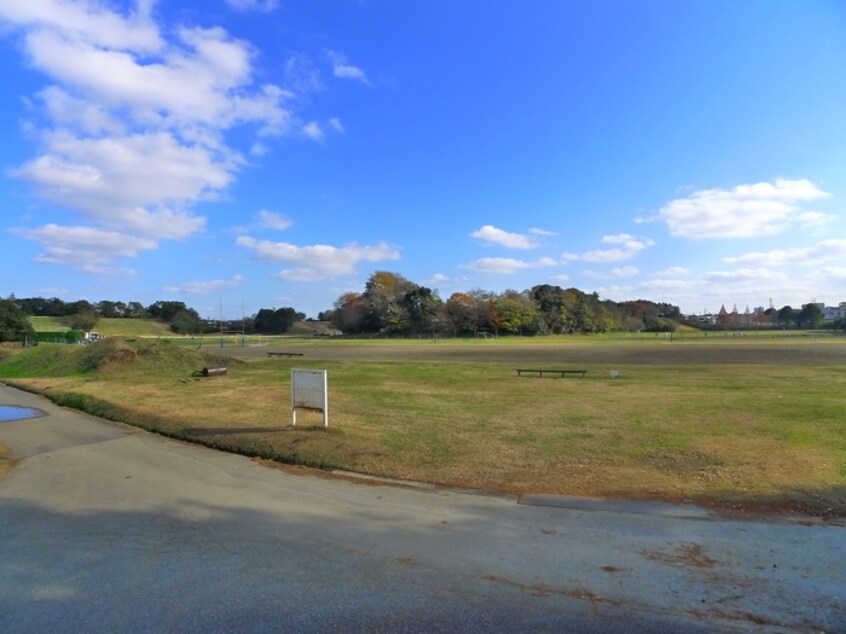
[362,271,417,333]
[403,286,443,333]
[445,292,477,334]
[254,307,299,334]
[777,305,796,328]
[798,303,823,329]
[0,299,35,343]
[67,308,100,332]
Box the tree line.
[319,271,681,336]
[1,295,307,340]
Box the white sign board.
[291,369,328,427]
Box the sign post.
[291,369,328,427]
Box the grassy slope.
[29,316,173,337]
[1,337,844,516]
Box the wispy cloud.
[529,227,556,237]
[703,268,788,282]
[563,234,654,262]
[256,210,292,231]
[164,275,245,294]
[223,0,279,13]
[463,256,556,274]
[470,225,538,249]
[722,239,846,267]
[657,179,832,239]
[423,273,469,290]
[302,121,324,142]
[283,53,324,95]
[583,265,639,279]
[236,236,400,280]
[326,49,369,84]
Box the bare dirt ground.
[221,340,846,366]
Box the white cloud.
[0,0,163,53]
[422,273,469,290]
[529,227,556,237]
[302,121,324,142]
[470,225,538,249]
[15,130,225,238]
[224,0,279,13]
[326,49,369,84]
[17,223,156,275]
[283,53,323,95]
[584,265,639,279]
[427,273,450,284]
[236,236,400,280]
[797,211,836,228]
[1,0,302,269]
[566,234,654,262]
[164,275,245,294]
[550,273,570,283]
[703,268,788,282]
[463,257,556,274]
[821,267,846,281]
[658,179,831,239]
[655,266,690,276]
[329,117,345,134]
[257,210,292,231]
[722,239,846,267]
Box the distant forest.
[319,271,681,336]
[6,269,840,339]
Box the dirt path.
[221,340,846,366]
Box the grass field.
[29,316,173,337]
[1,336,844,517]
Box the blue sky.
[1,0,844,319]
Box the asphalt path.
[1,383,844,633]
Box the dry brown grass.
[4,338,846,516]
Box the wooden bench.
[515,369,587,378]
[267,352,304,358]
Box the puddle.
[0,405,46,422]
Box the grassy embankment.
[29,316,173,337]
[1,337,844,516]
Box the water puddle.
[0,405,46,422]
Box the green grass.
[2,337,845,516]
[29,316,173,337]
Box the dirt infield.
[221,340,846,366]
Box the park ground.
[1,334,844,518]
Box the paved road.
[1,384,844,633]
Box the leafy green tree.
[170,309,201,334]
[777,305,796,329]
[67,308,100,331]
[362,271,417,333]
[798,303,823,329]
[63,299,94,316]
[96,300,127,318]
[0,299,35,343]
[147,301,193,322]
[254,307,299,333]
[126,302,149,319]
[403,286,443,333]
[494,291,540,334]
